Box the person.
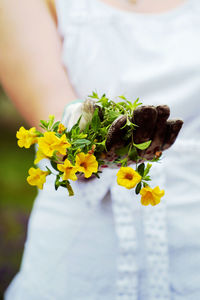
[1,0,200,299]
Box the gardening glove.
[105,105,183,160]
[62,99,97,131]
[62,99,183,161]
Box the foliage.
[16,92,163,206]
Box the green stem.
[66,181,74,196]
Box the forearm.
[0,0,76,127]
[1,65,77,127]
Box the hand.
[62,98,97,131]
[105,105,183,161]
[62,99,183,162]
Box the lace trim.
[111,163,170,300]
[142,202,170,299]
[142,166,170,300]
[111,186,138,300]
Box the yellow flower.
[34,148,49,164]
[57,159,77,181]
[117,167,142,189]
[75,152,98,178]
[16,126,38,148]
[27,167,49,189]
[140,186,165,206]
[38,132,71,157]
[57,123,66,134]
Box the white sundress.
[5,0,200,299]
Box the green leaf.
[69,116,82,138]
[97,95,109,107]
[93,172,100,179]
[143,176,151,181]
[51,150,59,161]
[77,133,87,139]
[55,175,60,191]
[67,153,75,164]
[106,110,121,123]
[91,108,101,132]
[143,182,149,187]
[121,117,135,130]
[35,130,43,137]
[143,163,152,177]
[120,157,128,167]
[83,122,90,134]
[123,129,133,140]
[99,127,108,138]
[129,147,138,161]
[48,115,55,129]
[96,139,106,146]
[137,163,145,177]
[52,121,60,131]
[118,95,127,101]
[55,132,62,138]
[132,98,142,110]
[88,91,99,99]
[50,161,58,171]
[73,139,91,145]
[39,125,47,130]
[96,139,106,152]
[133,140,151,150]
[72,139,91,150]
[40,120,48,129]
[115,145,129,156]
[150,157,161,162]
[135,182,142,195]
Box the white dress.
[5,0,200,299]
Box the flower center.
[125,173,133,180]
[146,191,153,201]
[80,162,87,169]
[66,167,73,171]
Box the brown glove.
[106,105,183,160]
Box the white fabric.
[61,99,96,131]
[62,102,83,130]
[5,0,200,299]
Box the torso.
[6,1,200,300]
[54,0,200,204]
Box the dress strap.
[142,165,170,300]
[55,0,88,16]
[111,184,138,300]
[111,163,170,300]
[142,204,170,299]
[55,0,89,36]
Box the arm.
[0,0,76,127]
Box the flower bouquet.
[16,92,183,206]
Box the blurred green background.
[0,86,36,299]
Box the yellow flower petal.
[140,186,165,206]
[75,153,98,178]
[16,126,38,148]
[58,123,66,134]
[57,159,77,181]
[153,186,165,198]
[116,167,141,190]
[38,132,71,157]
[56,134,71,155]
[34,148,49,164]
[27,167,49,190]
